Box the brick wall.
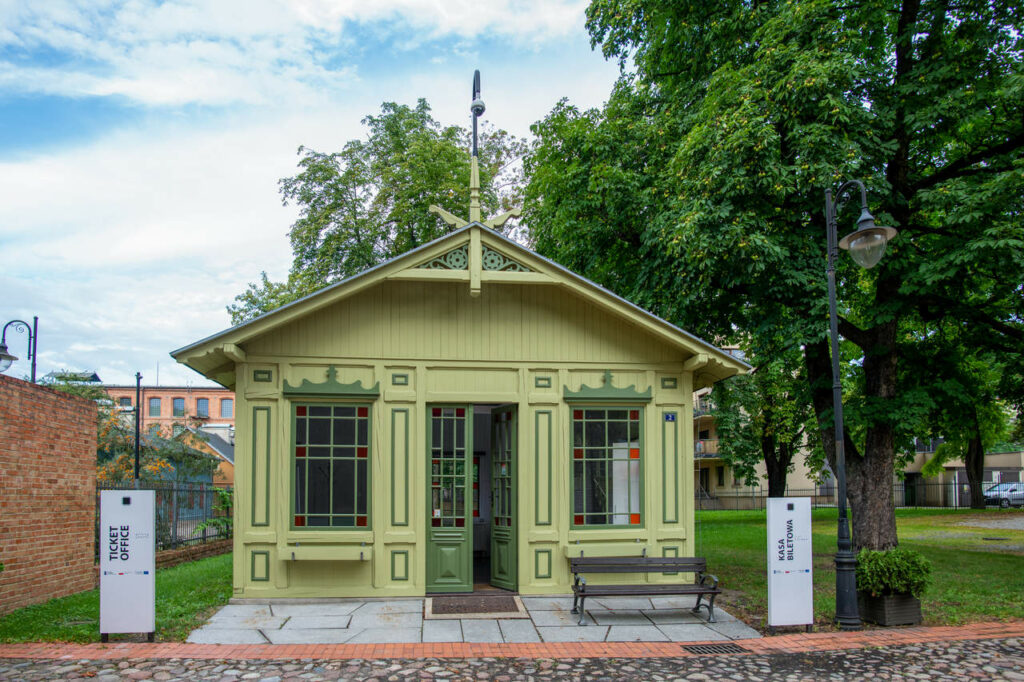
[156,538,232,569]
[0,375,98,615]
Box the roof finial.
[469,69,485,222]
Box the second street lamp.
[824,179,897,631]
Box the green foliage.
[527,0,1024,548]
[855,547,933,598]
[195,488,234,537]
[710,345,822,492]
[0,552,232,643]
[229,99,526,324]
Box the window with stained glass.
[429,406,468,528]
[293,404,370,528]
[571,407,642,527]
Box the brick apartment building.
[103,384,235,441]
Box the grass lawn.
[0,552,232,643]
[697,507,1024,630]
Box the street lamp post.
[824,179,897,631]
[0,317,38,382]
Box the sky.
[0,0,621,387]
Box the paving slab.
[209,604,272,618]
[593,596,654,610]
[537,625,610,642]
[186,628,269,644]
[203,616,287,630]
[461,619,503,643]
[710,620,761,639]
[351,600,423,615]
[590,610,651,626]
[348,611,422,629]
[498,619,541,643]
[656,623,729,642]
[520,596,587,611]
[642,608,705,624]
[263,628,358,644]
[282,615,352,629]
[270,603,363,617]
[422,619,463,643]
[606,625,669,642]
[529,609,596,627]
[649,596,700,610]
[345,627,423,644]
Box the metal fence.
[695,482,1011,511]
[95,483,232,557]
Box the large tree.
[230,99,525,324]
[526,0,1024,549]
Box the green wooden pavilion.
[172,88,748,599]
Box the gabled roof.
[172,223,749,388]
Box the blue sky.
[0,1,619,386]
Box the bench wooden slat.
[568,555,720,626]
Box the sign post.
[766,497,813,631]
[100,490,156,642]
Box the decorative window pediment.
[283,366,380,398]
[563,370,652,403]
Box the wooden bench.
[570,556,721,626]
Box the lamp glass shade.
[847,230,888,269]
[0,344,16,373]
[839,224,898,270]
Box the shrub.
[856,547,932,598]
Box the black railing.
[95,482,232,559]
[694,481,1013,511]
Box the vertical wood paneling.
[251,406,271,527]
[391,408,410,526]
[247,282,682,364]
[534,409,553,526]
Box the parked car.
[983,482,1024,508]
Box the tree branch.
[911,130,1024,192]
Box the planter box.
[857,592,922,626]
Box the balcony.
[695,439,720,458]
[694,398,713,417]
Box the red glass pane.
[573,410,583,420]
[433,407,441,417]
[296,446,306,458]
[296,406,307,416]
[432,518,441,527]
[357,447,368,458]
[474,509,480,517]
[295,515,305,527]
[630,514,641,525]
[358,407,368,418]
[357,516,367,527]
[630,410,639,420]
[574,449,583,459]
[574,515,585,525]
[455,517,465,527]
[456,408,465,417]
[630,448,640,459]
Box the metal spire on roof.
[428,70,521,230]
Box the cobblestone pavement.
[1,637,1021,681]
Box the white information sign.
[100,490,155,638]
[767,497,813,627]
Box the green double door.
[425,405,517,593]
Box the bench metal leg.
[571,591,579,615]
[577,595,587,625]
[691,592,717,623]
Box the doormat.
[424,594,529,620]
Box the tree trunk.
[964,407,986,509]
[763,434,792,498]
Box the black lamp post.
[0,317,38,382]
[824,180,897,631]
